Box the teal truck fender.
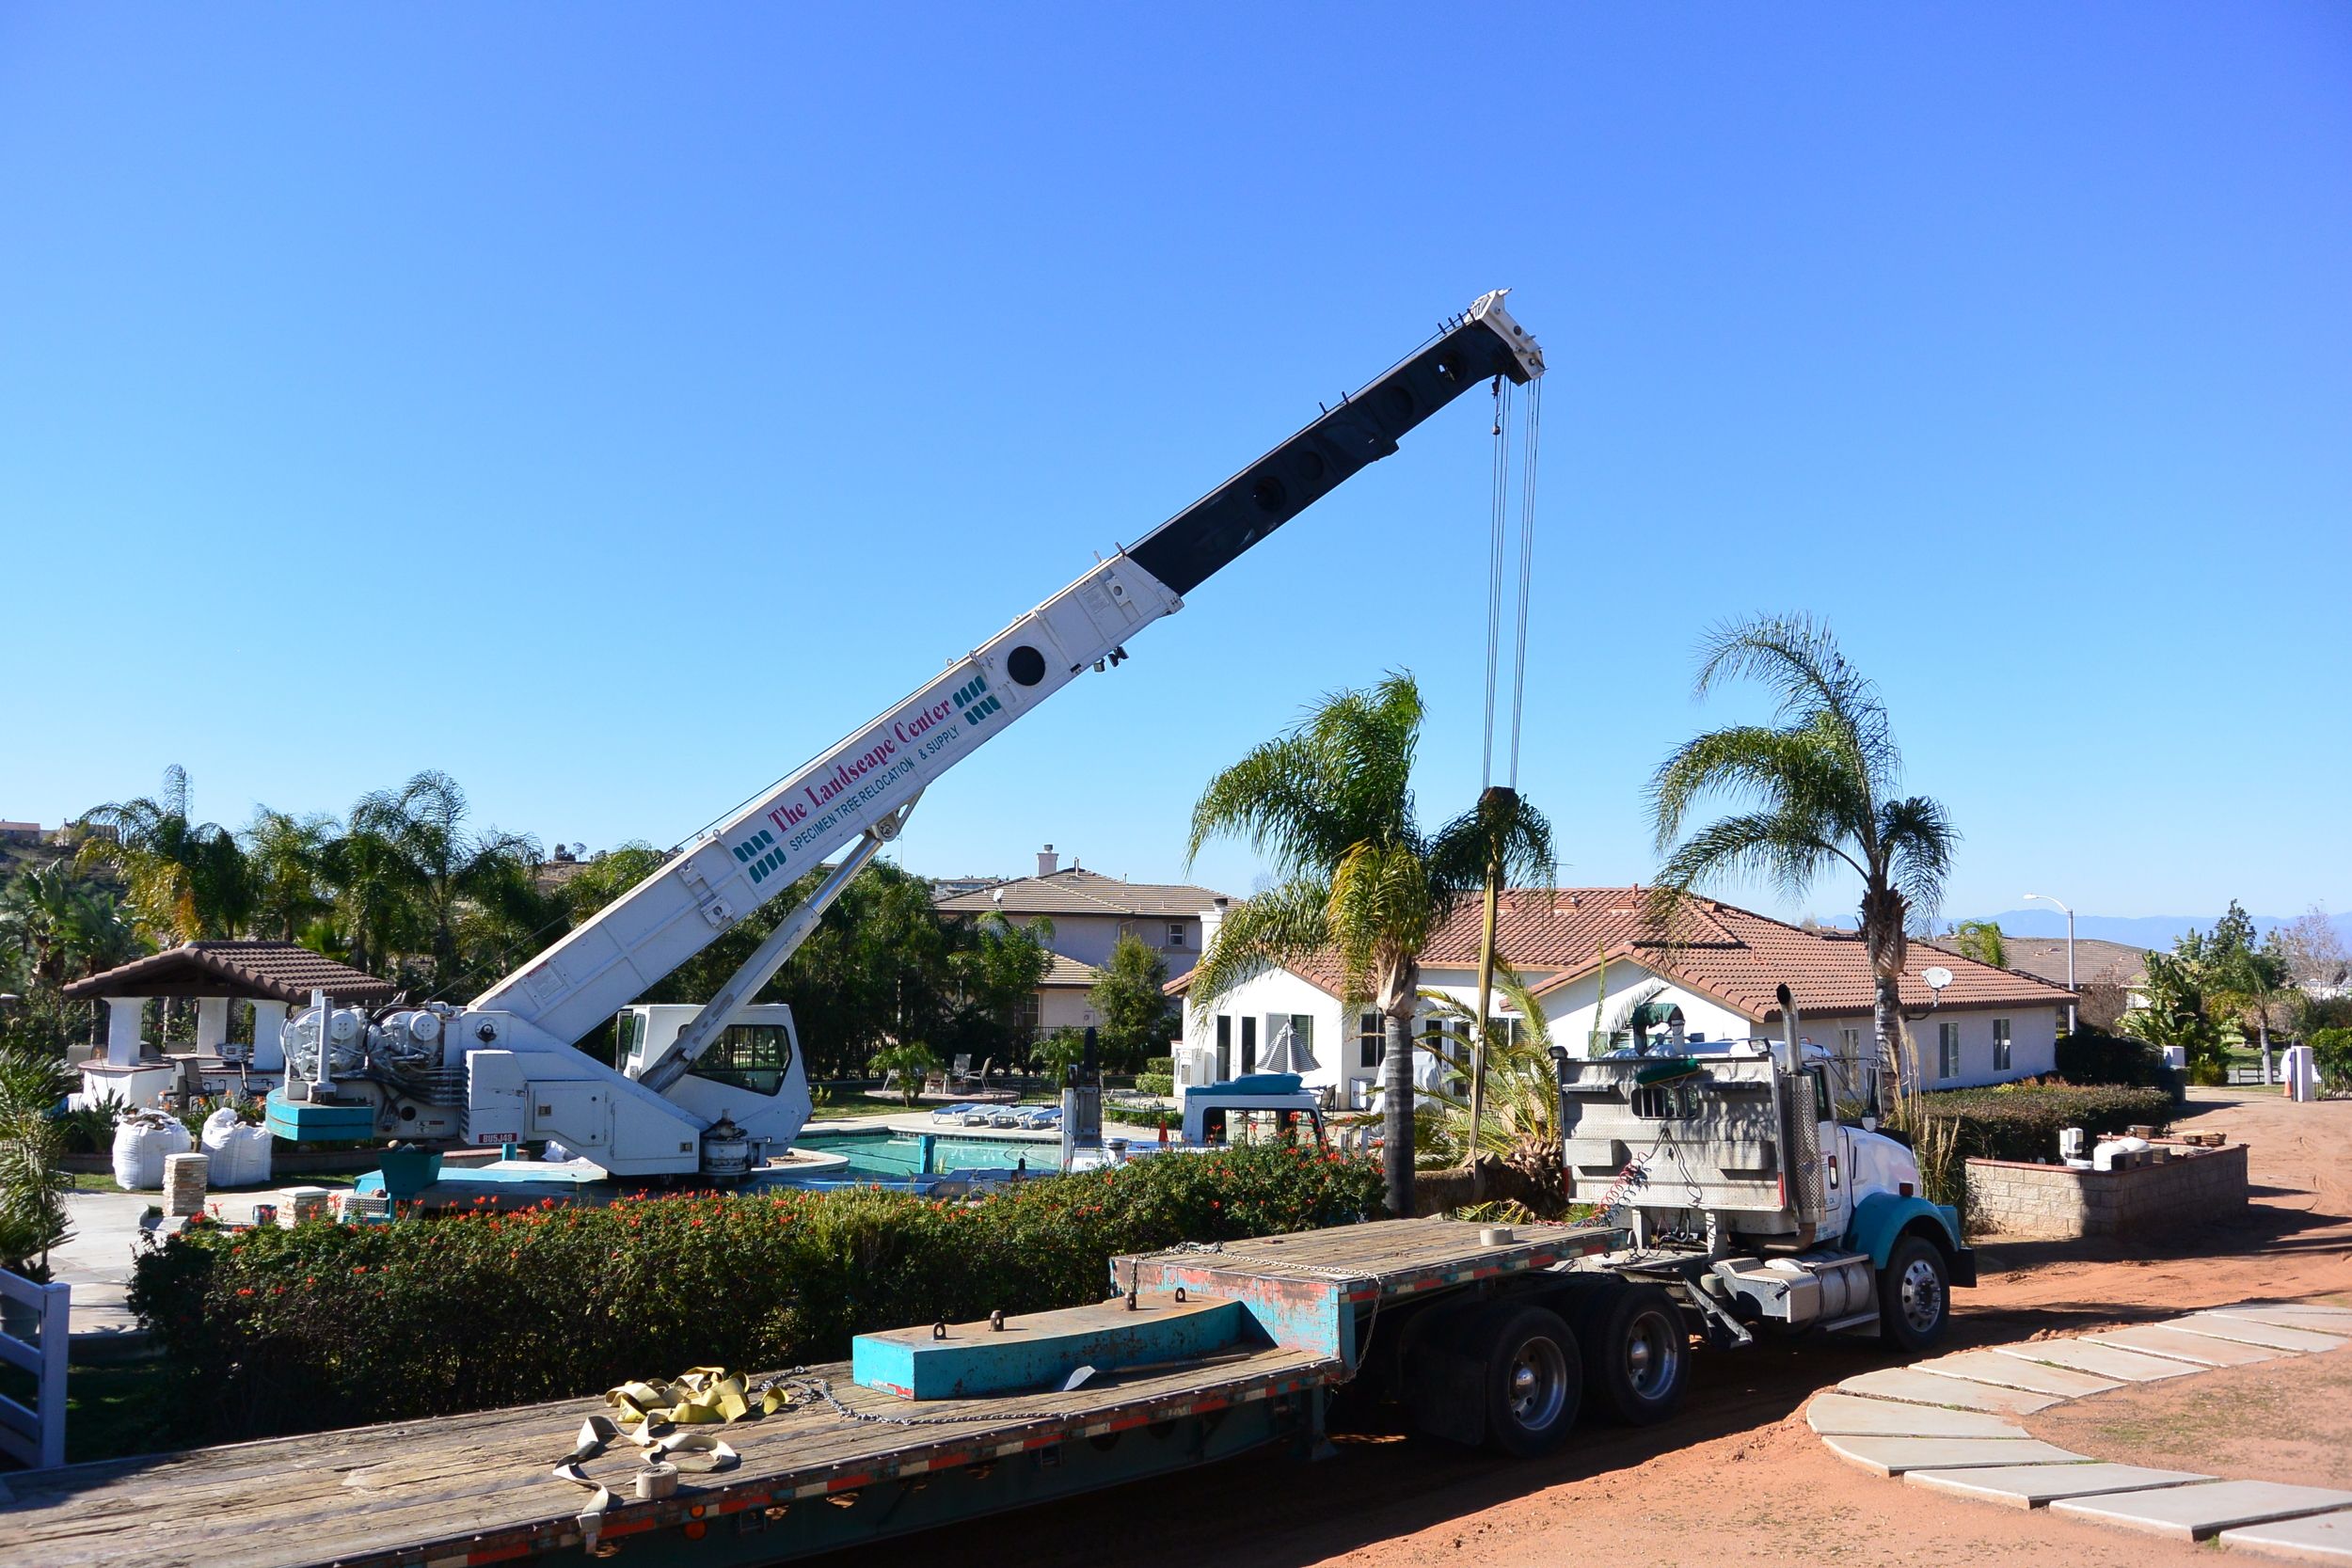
[1845,1192,1977,1289]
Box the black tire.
[1458,1303,1582,1459]
[1568,1283,1691,1425]
[1879,1233,1951,1352]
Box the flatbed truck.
[8,1218,1629,1568]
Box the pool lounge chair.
[930,1102,978,1124]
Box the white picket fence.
[0,1269,69,1470]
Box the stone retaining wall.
[1965,1141,2248,1239]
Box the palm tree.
[1648,615,1957,1095]
[77,765,251,944]
[1414,962,1570,1216]
[328,771,552,994]
[1186,674,1552,1216]
[240,809,337,941]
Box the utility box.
[465,1050,529,1146]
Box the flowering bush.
[130,1142,1380,1445]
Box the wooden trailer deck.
[3,1219,1617,1568]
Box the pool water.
[796,1128,1054,1179]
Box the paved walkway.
[1811,1300,2352,1559]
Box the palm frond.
[1184,879,1331,1017]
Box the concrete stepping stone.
[2219,1506,2352,1562]
[2087,1323,2285,1367]
[1823,1434,2089,1477]
[2213,1303,2352,1333]
[1914,1349,2123,1397]
[1836,1368,2062,1414]
[2172,1313,2348,1354]
[2050,1480,2352,1541]
[1805,1392,2029,1438]
[1905,1462,2215,1509]
[1993,1338,2201,1382]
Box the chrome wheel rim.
[1506,1336,1569,1431]
[1624,1307,1681,1399]
[1899,1256,1944,1333]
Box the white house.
[1168,887,2078,1105]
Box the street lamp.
[2023,893,2076,1036]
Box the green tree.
[77,765,251,944]
[1185,673,1552,1217]
[944,911,1056,1067]
[2126,947,2226,1085]
[1649,615,1957,1095]
[867,1041,940,1105]
[1090,933,1176,1070]
[1414,963,1569,1215]
[1949,918,2007,969]
[240,809,336,941]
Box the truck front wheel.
[1571,1283,1691,1425]
[1464,1304,1582,1458]
[1879,1234,1950,1352]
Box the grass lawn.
[0,1355,182,1465]
[68,1170,359,1192]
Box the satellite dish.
[1922,965,1954,992]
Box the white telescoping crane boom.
[266,292,1545,1176]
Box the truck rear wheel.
[1570,1283,1690,1425]
[1460,1303,1582,1458]
[1879,1234,1950,1352]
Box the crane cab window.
[615,1011,648,1065]
[691,1023,795,1096]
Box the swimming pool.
[795,1128,1056,1179]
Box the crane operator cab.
[614,1004,812,1176]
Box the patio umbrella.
[1261,1022,1318,1074]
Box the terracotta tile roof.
[1958,936,2149,991]
[934,866,1228,919]
[1168,887,2076,1019]
[1039,953,1103,989]
[63,941,400,1006]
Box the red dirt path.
[803,1090,2352,1568]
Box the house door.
[1216,1016,1232,1082]
[1240,1016,1257,1075]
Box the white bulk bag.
[113,1112,194,1192]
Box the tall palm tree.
[1186,674,1552,1216]
[241,809,338,941]
[1648,615,1957,1094]
[331,772,548,995]
[77,765,251,944]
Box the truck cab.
[1556,1022,1974,1353]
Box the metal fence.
[0,1270,69,1470]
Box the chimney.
[1200,896,1229,955]
[1037,845,1060,878]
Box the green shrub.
[2312,1028,2352,1092]
[1145,1056,1174,1075]
[129,1143,1381,1447]
[1136,1072,1174,1097]
[1919,1082,2177,1164]
[2054,1025,2185,1106]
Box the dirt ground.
[803,1090,2352,1568]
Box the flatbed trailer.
[3,1219,1620,1568]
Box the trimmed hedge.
[1136,1072,1175,1096]
[129,1144,1380,1447]
[1917,1082,2177,1164]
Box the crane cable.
[1478,376,1542,791]
[1479,376,1515,790]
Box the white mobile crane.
[266,292,1547,1179]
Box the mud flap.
[1403,1332,1486,1448]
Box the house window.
[1993,1018,2011,1073]
[1216,1015,1232,1082]
[1168,922,1186,947]
[1358,1011,1383,1069]
[1240,1015,1257,1075]
[1289,1014,1313,1066]
[1016,992,1041,1043]
[1937,1022,1961,1081]
[1838,1026,1860,1063]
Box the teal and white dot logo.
[732,826,787,884]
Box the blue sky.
[3,5,2346,930]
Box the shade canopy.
[62,942,398,1006]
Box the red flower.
[352,1265,367,1275]
[236,1287,254,1297]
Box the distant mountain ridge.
[1963,908,2351,951]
